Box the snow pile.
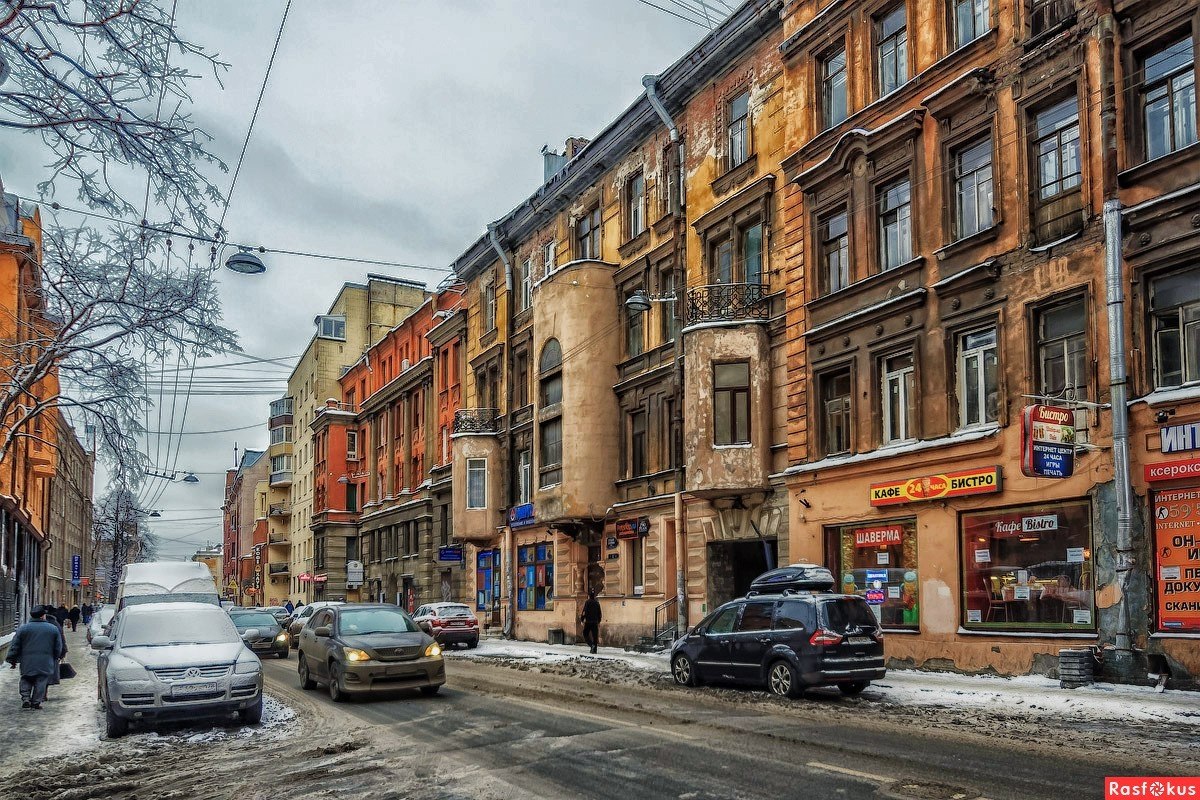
[449,637,669,672]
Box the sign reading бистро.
[1021,404,1076,479]
[1153,487,1200,633]
[870,466,1002,507]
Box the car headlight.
[275,633,288,643]
[234,658,261,675]
[343,648,371,662]
[424,642,442,658]
[109,667,149,682]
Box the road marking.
[805,761,896,784]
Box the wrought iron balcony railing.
[685,283,769,326]
[453,408,500,434]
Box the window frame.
[1027,93,1084,243]
[727,89,751,171]
[518,257,533,313]
[881,350,917,445]
[345,429,359,460]
[466,458,487,510]
[576,205,602,260]
[952,0,990,49]
[626,171,646,240]
[624,287,645,358]
[820,44,849,131]
[1138,34,1198,164]
[952,135,995,241]
[713,361,751,446]
[816,204,851,297]
[1149,265,1200,388]
[819,366,854,457]
[876,176,913,271]
[538,417,563,489]
[875,4,909,98]
[1033,294,1089,402]
[482,279,497,333]
[956,324,1001,429]
[628,408,648,477]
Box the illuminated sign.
[853,526,903,548]
[1146,457,1200,483]
[870,466,1002,507]
[1022,405,1076,479]
[1153,488,1200,633]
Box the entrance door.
[707,539,778,607]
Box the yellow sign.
[870,466,1002,507]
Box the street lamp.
[624,288,675,315]
[225,247,267,275]
[145,469,200,484]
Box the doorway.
[706,538,777,608]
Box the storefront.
[516,541,554,611]
[825,519,919,630]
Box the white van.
[116,562,220,610]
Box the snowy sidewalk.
[450,636,1200,730]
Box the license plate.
[847,636,873,646]
[172,681,218,696]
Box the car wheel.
[277,649,289,660]
[419,684,440,696]
[239,695,264,724]
[298,655,316,690]
[328,662,347,703]
[105,705,129,739]
[767,659,802,699]
[839,681,869,697]
[466,638,478,650]
[672,654,700,687]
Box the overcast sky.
[0,1,711,559]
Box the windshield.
[435,605,472,617]
[231,613,276,629]
[338,608,417,636]
[120,610,237,647]
[96,608,115,625]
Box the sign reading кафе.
[1153,487,1200,633]
[870,466,1002,507]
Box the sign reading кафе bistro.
[870,466,1002,507]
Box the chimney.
[564,137,591,159]
[541,145,567,183]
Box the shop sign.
[437,546,464,563]
[1146,457,1200,483]
[605,536,618,550]
[864,589,886,605]
[854,525,903,548]
[1162,421,1200,454]
[870,466,1002,507]
[81,577,91,587]
[865,569,889,583]
[606,553,620,561]
[71,554,81,586]
[1153,488,1200,633]
[616,516,650,540]
[297,573,312,583]
[313,574,328,584]
[346,560,364,586]
[508,503,536,529]
[1021,405,1076,479]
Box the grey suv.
[670,566,885,698]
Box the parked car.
[412,602,479,648]
[91,601,264,738]
[86,604,117,644]
[297,603,444,701]
[116,562,220,610]
[229,610,290,659]
[286,601,344,646]
[262,606,290,625]
[669,564,885,699]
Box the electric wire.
[632,0,711,29]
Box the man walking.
[284,599,294,615]
[67,606,80,632]
[6,606,65,709]
[580,590,602,655]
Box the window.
[821,47,848,129]
[270,454,292,474]
[713,362,750,446]
[877,178,912,270]
[539,418,563,488]
[706,605,738,634]
[1029,0,1074,38]
[820,369,853,456]
[345,429,359,460]
[882,352,916,444]
[629,537,644,596]
[516,448,532,504]
[270,425,293,445]
[728,90,750,169]
[712,238,733,284]
[626,172,645,238]
[514,351,530,409]
[1031,96,1082,242]
[660,265,679,342]
[663,397,680,470]
[742,223,763,286]
[539,339,563,406]
[1035,297,1088,400]
[960,500,1095,632]
[957,326,999,428]
[735,601,775,632]
[542,239,557,277]
[1150,266,1200,387]
[316,315,346,340]
[625,289,645,358]
[466,458,487,509]
[576,206,601,260]
[877,5,908,97]
[1142,37,1197,162]
[953,137,994,240]
[516,543,554,611]
[819,210,850,295]
[774,600,815,631]
[954,0,989,48]
[517,258,532,312]
[483,280,497,332]
[828,519,919,630]
[629,410,647,477]
[346,483,358,514]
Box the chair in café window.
[982,576,1009,622]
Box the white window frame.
[345,429,359,461]
[517,449,532,505]
[270,425,293,445]
[882,352,916,444]
[542,240,557,277]
[316,315,347,340]
[466,458,487,510]
[628,172,645,238]
[520,257,533,311]
[957,327,999,429]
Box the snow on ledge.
[1130,382,1200,408]
[780,424,1001,477]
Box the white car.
[86,604,116,644]
[412,602,480,648]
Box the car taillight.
[430,618,443,627]
[871,629,884,642]
[466,618,477,627]
[809,629,843,646]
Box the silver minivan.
[92,602,264,738]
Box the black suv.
[669,564,885,698]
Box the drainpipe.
[486,221,517,638]
[644,72,688,633]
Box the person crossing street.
[6,606,66,709]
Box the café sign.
[1021,404,1076,479]
[870,466,1002,507]
[616,516,650,540]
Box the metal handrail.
[685,282,769,325]
[653,595,679,644]
[453,408,500,434]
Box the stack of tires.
[1058,648,1094,688]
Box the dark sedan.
[230,611,290,659]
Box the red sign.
[312,574,328,584]
[297,573,312,583]
[1105,777,1200,798]
[615,516,649,540]
[870,466,1002,507]
[1153,488,1200,634]
[1146,457,1200,483]
[854,526,903,548]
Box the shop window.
[1029,96,1083,243]
[466,458,486,510]
[953,136,994,240]
[877,178,912,271]
[629,537,645,596]
[819,209,850,295]
[1035,296,1088,400]
[713,361,751,446]
[517,543,554,611]
[876,5,909,97]
[819,368,853,456]
[957,326,999,428]
[827,519,919,630]
[821,46,848,130]
[1150,265,1200,388]
[960,500,1095,632]
[1152,488,1200,634]
[954,0,989,47]
[881,351,916,444]
[728,90,750,170]
[576,205,602,260]
[476,548,501,612]
[1141,37,1197,162]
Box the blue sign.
[866,570,889,583]
[508,503,536,529]
[1032,442,1075,479]
[71,554,81,586]
[437,545,464,563]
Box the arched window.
[539,339,562,373]
[539,339,563,407]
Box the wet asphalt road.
[260,654,1137,800]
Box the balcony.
[453,408,500,434]
[269,470,293,488]
[685,283,769,326]
[315,400,358,418]
[268,532,289,545]
[268,396,294,428]
[268,503,290,517]
[268,563,289,576]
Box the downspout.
[644,73,688,633]
[486,221,517,638]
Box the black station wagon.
[669,564,885,698]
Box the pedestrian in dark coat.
[81,603,93,625]
[580,590,602,654]
[54,605,69,626]
[67,606,80,631]
[6,606,65,708]
[284,600,294,615]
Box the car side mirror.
[91,635,112,650]
[418,621,434,636]
[314,625,332,638]
[241,629,260,640]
